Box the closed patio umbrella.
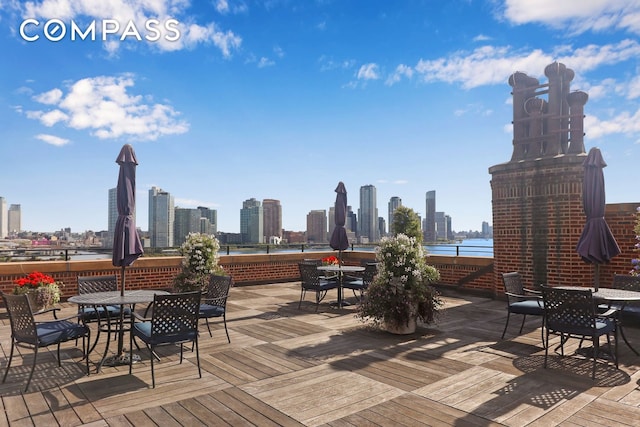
[329,181,349,259]
[113,144,144,296]
[576,147,620,290]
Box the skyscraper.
[262,199,282,242]
[8,204,21,237]
[346,206,357,235]
[306,210,327,243]
[0,196,7,238]
[108,188,118,234]
[174,208,202,246]
[198,206,217,234]
[435,211,447,240]
[424,190,436,243]
[240,198,263,243]
[149,186,174,248]
[358,185,378,243]
[388,196,402,234]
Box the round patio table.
[68,289,169,371]
[317,265,365,308]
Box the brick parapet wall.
[0,251,496,299]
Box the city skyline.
[2,2,639,235]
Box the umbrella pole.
[594,263,600,291]
[121,265,126,297]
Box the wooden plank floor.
[2,283,640,426]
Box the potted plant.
[358,207,441,334]
[13,271,63,312]
[173,233,225,292]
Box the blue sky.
[1,0,639,235]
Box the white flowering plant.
[357,233,441,328]
[174,233,225,292]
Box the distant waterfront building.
[424,190,436,243]
[0,196,7,238]
[446,214,453,241]
[481,221,493,238]
[262,199,282,242]
[328,206,336,238]
[174,208,202,246]
[8,204,21,237]
[346,206,357,235]
[283,229,306,244]
[435,212,447,241]
[197,206,217,235]
[378,217,386,239]
[358,185,378,243]
[306,210,327,243]
[240,198,263,244]
[149,186,174,248]
[388,196,402,234]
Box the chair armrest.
[598,308,619,319]
[33,306,61,319]
[523,288,541,295]
[505,292,541,300]
[132,311,151,322]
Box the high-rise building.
[8,204,21,236]
[0,196,7,238]
[424,190,436,243]
[108,188,118,233]
[198,206,217,234]
[262,199,282,242]
[388,196,402,234]
[149,186,174,248]
[358,185,378,243]
[306,210,327,243]
[240,198,263,243]
[435,211,447,241]
[174,208,202,246]
[378,216,386,239]
[346,206,357,235]
[328,206,336,238]
[446,214,453,240]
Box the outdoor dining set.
[501,271,640,379]
[1,273,232,392]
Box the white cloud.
[258,57,275,68]
[585,108,640,140]
[502,0,640,34]
[36,133,69,146]
[27,75,189,141]
[410,40,640,89]
[357,63,380,80]
[385,64,413,86]
[16,0,242,56]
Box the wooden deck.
[2,282,640,426]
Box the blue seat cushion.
[133,321,197,346]
[509,300,544,315]
[200,304,225,318]
[36,320,89,346]
[79,305,130,321]
[343,279,365,290]
[548,318,616,337]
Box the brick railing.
[0,251,497,300]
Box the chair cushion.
[509,300,544,315]
[343,279,365,290]
[133,321,198,345]
[200,304,225,317]
[36,320,89,346]
[79,305,130,321]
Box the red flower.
[14,271,56,288]
[322,256,339,265]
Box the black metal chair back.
[130,291,202,387]
[78,275,118,294]
[541,285,618,379]
[297,262,337,311]
[200,275,232,342]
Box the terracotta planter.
[386,317,417,335]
